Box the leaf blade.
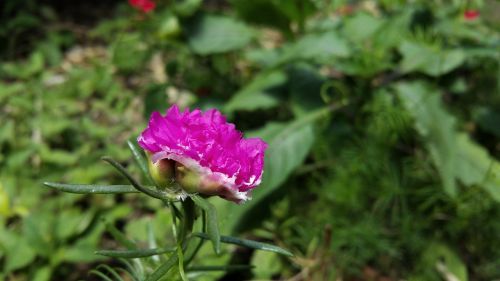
[43,182,140,194]
[127,140,154,185]
[190,195,221,254]
[193,232,293,257]
[144,253,179,281]
[95,247,175,258]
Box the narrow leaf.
[101,156,172,200]
[96,265,124,281]
[89,270,114,281]
[177,244,188,281]
[95,248,175,258]
[147,222,160,264]
[43,182,140,194]
[145,253,179,281]
[118,258,144,281]
[187,265,253,272]
[190,195,221,254]
[193,233,293,257]
[127,140,155,185]
[104,221,136,250]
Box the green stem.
[183,210,206,266]
[179,198,195,243]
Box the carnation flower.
[138,105,267,203]
[129,0,155,13]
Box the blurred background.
[1,0,500,280]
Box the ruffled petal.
[138,104,267,202]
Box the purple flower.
[138,105,267,202]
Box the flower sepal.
[174,162,249,203]
[147,153,175,189]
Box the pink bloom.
[129,0,155,13]
[138,105,267,202]
[464,10,479,20]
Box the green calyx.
[147,154,175,189]
[174,163,201,193]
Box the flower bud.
[174,162,246,203]
[138,105,267,203]
[147,153,175,188]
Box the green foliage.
[2,0,500,280]
[185,15,254,55]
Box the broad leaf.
[186,14,254,55]
[396,81,457,197]
[420,242,468,281]
[396,81,500,202]
[224,106,337,233]
[342,13,384,42]
[225,70,286,112]
[455,134,500,201]
[473,107,500,138]
[399,41,465,76]
[278,31,350,64]
[0,230,36,272]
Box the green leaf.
[225,106,338,233]
[96,247,175,258]
[251,250,282,278]
[173,0,202,17]
[288,64,327,117]
[32,266,52,281]
[270,0,317,23]
[0,230,36,272]
[231,0,291,32]
[186,14,254,55]
[225,70,286,112]
[455,134,500,202]
[104,221,137,250]
[396,81,457,197]
[112,33,150,73]
[1,52,45,79]
[396,81,500,202]
[399,41,465,76]
[342,13,384,42]
[473,107,500,138]
[278,31,350,64]
[90,270,114,281]
[127,140,155,185]
[96,265,124,281]
[145,253,179,281]
[55,209,88,240]
[420,242,468,281]
[101,156,178,201]
[194,232,293,257]
[40,146,79,165]
[187,265,253,272]
[191,195,221,254]
[43,182,140,194]
[0,182,11,217]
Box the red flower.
[464,10,480,20]
[129,0,155,13]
